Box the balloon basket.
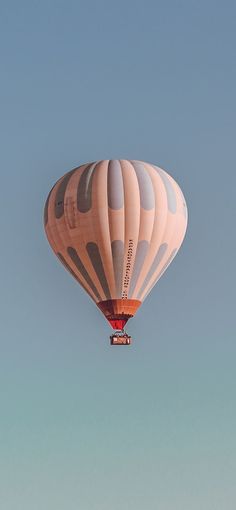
[110,330,132,346]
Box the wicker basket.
[110,335,131,346]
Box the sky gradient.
[1,1,236,509]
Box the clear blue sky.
[1,1,236,509]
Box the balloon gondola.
[110,330,131,346]
[44,160,187,345]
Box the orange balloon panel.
[44,160,188,329]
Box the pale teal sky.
[0,1,236,509]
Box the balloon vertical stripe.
[131,161,155,210]
[44,187,53,226]
[108,160,124,209]
[77,162,96,213]
[153,166,177,214]
[57,252,95,300]
[137,243,168,300]
[86,242,111,300]
[67,246,102,301]
[142,249,178,301]
[55,168,78,219]
[111,240,124,296]
[128,240,149,298]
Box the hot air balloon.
[44,160,187,345]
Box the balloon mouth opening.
[97,299,141,329]
[108,318,129,330]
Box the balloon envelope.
[44,160,187,329]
